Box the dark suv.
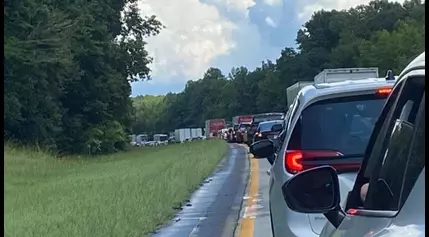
[252,120,283,143]
[247,112,284,146]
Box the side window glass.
[364,76,425,211]
[280,97,299,144]
[400,96,425,207]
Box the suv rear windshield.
[258,121,282,132]
[288,94,388,156]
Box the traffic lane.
[235,149,273,237]
[151,143,249,237]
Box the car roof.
[296,77,396,107]
[253,112,284,117]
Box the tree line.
[4,0,163,154]
[132,0,425,136]
[4,0,425,154]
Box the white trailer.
[153,134,168,146]
[191,128,198,139]
[184,128,191,141]
[196,128,203,138]
[174,128,191,143]
[286,81,313,108]
[314,68,379,84]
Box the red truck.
[204,119,226,138]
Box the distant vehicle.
[235,122,251,143]
[154,134,168,146]
[174,128,191,143]
[191,128,203,140]
[250,69,396,237]
[252,120,283,143]
[205,119,226,138]
[247,112,284,146]
[232,115,253,127]
[168,136,176,143]
[287,81,313,108]
[281,52,425,237]
[136,134,148,146]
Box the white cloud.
[265,16,277,27]
[263,0,282,6]
[297,0,407,21]
[209,0,256,17]
[137,0,241,83]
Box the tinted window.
[288,94,387,156]
[364,77,425,211]
[258,121,282,132]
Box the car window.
[287,94,387,157]
[258,121,282,132]
[363,76,425,211]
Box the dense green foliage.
[4,0,163,154]
[132,0,425,135]
[4,0,425,153]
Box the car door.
[322,73,425,237]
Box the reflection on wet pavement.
[151,144,249,237]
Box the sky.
[131,0,405,96]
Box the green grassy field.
[4,140,228,237]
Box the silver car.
[281,52,425,237]
[251,76,396,236]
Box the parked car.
[252,120,283,143]
[281,52,425,237]
[250,73,396,236]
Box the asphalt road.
[151,143,251,237]
[235,146,273,237]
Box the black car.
[246,112,284,146]
[252,120,283,143]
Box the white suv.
[281,52,425,237]
[251,75,396,237]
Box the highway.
[151,143,272,237]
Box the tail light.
[256,133,262,137]
[284,150,361,174]
[376,87,392,95]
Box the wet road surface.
[235,147,273,237]
[152,144,250,237]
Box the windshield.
[289,94,387,156]
[258,121,282,132]
[239,124,250,131]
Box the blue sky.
[132,0,403,96]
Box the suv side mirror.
[250,139,275,164]
[271,124,283,132]
[282,166,345,227]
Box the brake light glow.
[284,150,361,174]
[257,133,262,137]
[376,88,392,95]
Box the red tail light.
[376,88,392,95]
[284,150,361,174]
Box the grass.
[4,140,228,237]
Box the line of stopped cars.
[249,52,425,237]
